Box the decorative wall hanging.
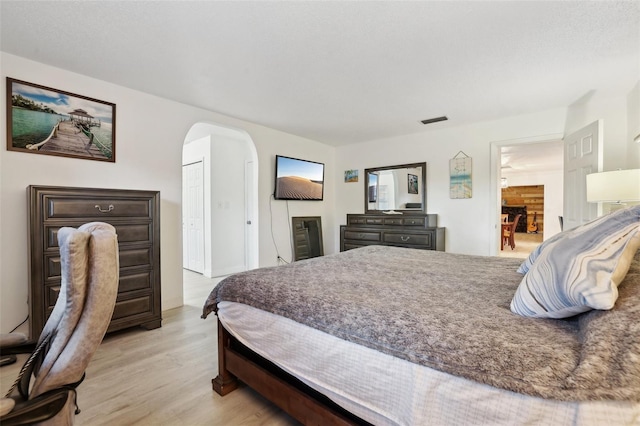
[7,77,116,162]
[449,151,472,199]
[344,169,358,182]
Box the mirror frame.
[291,216,324,261]
[364,162,427,214]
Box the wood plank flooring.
[0,270,299,425]
[497,232,543,259]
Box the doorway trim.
[489,133,563,255]
[183,121,259,277]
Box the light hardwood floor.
[497,232,543,259]
[1,270,299,426]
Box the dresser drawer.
[403,217,425,226]
[44,196,152,220]
[119,271,153,293]
[43,271,154,312]
[44,223,152,250]
[348,217,367,225]
[112,296,152,320]
[383,232,433,247]
[43,245,152,280]
[383,218,403,226]
[343,243,366,251]
[120,247,153,269]
[343,230,381,242]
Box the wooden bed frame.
[212,318,371,425]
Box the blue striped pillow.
[511,205,640,318]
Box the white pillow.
[511,205,640,318]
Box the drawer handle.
[400,236,411,242]
[358,233,365,238]
[95,204,114,213]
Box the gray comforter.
[202,245,640,401]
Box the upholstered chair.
[0,222,119,425]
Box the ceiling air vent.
[420,116,448,125]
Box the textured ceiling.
[1,1,638,146]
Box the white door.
[182,161,205,273]
[563,120,602,231]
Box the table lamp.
[586,169,640,205]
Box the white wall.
[564,92,630,171]
[1,52,335,333]
[335,108,568,255]
[627,82,640,169]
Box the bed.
[202,208,640,425]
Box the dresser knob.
[400,236,410,242]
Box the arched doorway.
[182,122,259,278]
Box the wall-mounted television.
[274,155,324,201]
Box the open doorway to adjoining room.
[181,122,259,306]
[492,137,564,258]
[499,184,544,258]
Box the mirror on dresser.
[364,162,426,214]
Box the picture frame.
[7,77,116,162]
[408,173,418,194]
[344,169,358,183]
[449,152,472,199]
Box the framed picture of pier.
[6,77,116,162]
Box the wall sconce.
[501,177,508,188]
[586,169,640,204]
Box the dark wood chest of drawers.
[340,214,445,252]
[27,185,162,338]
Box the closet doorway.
[182,123,259,280]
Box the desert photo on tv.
[275,156,324,200]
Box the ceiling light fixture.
[420,116,448,125]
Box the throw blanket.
[203,245,640,401]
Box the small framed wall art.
[344,169,358,182]
[449,151,472,199]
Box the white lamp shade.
[586,169,640,203]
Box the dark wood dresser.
[27,185,162,338]
[340,214,445,252]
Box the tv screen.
[274,155,324,200]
